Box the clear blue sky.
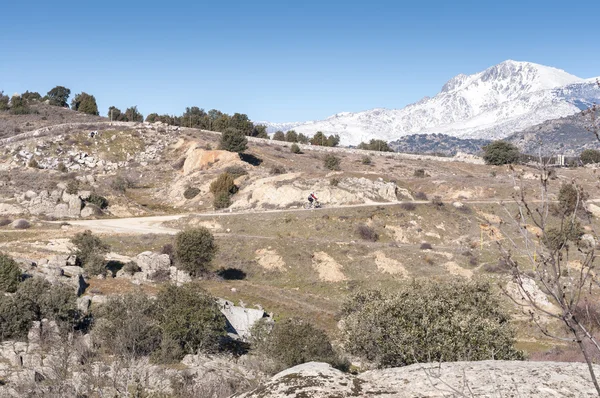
[1,0,598,122]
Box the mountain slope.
[259,61,600,145]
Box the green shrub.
[356,224,378,241]
[219,128,248,153]
[12,220,31,229]
[482,141,520,165]
[224,166,248,178]
[93,292,160,358]
[324,154,341,171]
[413,168,427,178]
[66,180,79,195]
[0,277,79,340]
[272,131,286,141]
[270,165,286,175]
[256,317,345,371]
[543,224,583,251]
[57,162,68,173]
[213,192,232,209]
[175,227,217,275]
[183,187,200,199]
[28,158,39,168]
[84,254,107,277]
[71,230,110,268]
[110,174,135,193]
[0,253,21,293]
[341,280,524,368]
[123,261,141,275]
[153,284,226,362]
[361,156,371,165]
[580,149,600,165]
[290,143,301,154]
[558,183,588,216]
[209,173,237,195]
[86,193,109,209]
[330,177,340,186]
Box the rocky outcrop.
[235,360,600,397]
[18,255,87,296]
[182,148,243,175]
[231,174,404,210]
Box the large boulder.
[134,251,171,281]
[218,299,267,339]
[182,148,242,175]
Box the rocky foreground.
[234,361,600,398]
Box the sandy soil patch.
[255,248,286,271]
[443,261,473,279]
[312,251,346,282]
[374,251,407,276]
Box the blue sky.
[1,0,598,122]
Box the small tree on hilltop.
[174,227,217,275]
[272,131,286,141]
[285,130,298,143]
[219,127,248,153]
[0,253,21,293]
[71,92,99,115]
[124,105,143,122]
[0,91,10,111]
[324,154,341,170]
[47,86,71,107]
[482,140,520,165]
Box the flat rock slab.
[234,360,600,397]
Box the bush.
[86,193,108,209]
[123,261,141,275]
[219,128,248,153]
[420,242,433,250]
[356,224,378,241]
[0,277,79,340]
[66,180,79,195]
[224,166,248,178]
[431,196,444,207]
[0,253,21,293]
[84,254,107,277]
[330,177,340,186]
[110,174,135,193]
[71,230,110,268]
[361,156,371,165]
[324,154,341,171]
[28,158,39,168]
[213,192,232,209]
[580,149,600,165]
[341,280,524,368]
[93,292,160,358]
[153,284,226,362]
[0,219,11,227]
[209,172,237,195]
[413,168,427,178]
[57,162,68,173]
[290,143,301,154]
[183,187,200,199]
[414,191,428,200]
[400,202,416,211]
[12,220,31,229]
[558,183,588,216]
[175,227,217,275]
[256,318,345,371]
[482,141,520,165]
[270,165,286,175]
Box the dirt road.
[66,199,515,235]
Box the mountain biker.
[308,192,318,208]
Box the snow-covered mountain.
[257,60,600,145]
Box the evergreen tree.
[47,86,71,107]
[219,128,248,153]
[71,92,99,115]
[273,131,286,141]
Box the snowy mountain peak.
[258,60,599,144]
[441,60,582,95]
